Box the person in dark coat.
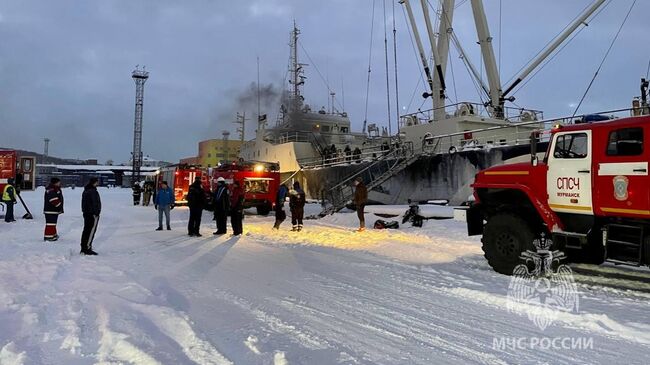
[132,182,142,205]
[344,145,352,162]
[353,147,362,162]
[353,176,368,232]
[80,177,101,255]
[289,181,306,231]
[43,178,64,241]
[212,177,230,235]
[186,177,206,236]
[2,178,17,222]
[154,181,175,231]
[230,180,245,236]
[273,183,288,230]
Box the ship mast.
[289,21,307,110]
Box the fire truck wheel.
[482,214,535,275]
[256,205,271,216]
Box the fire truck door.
[547,131,593,215]
[595,127,649,217]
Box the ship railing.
[320,142,415,215]
[298,142,400,169]
[399,102,544,129]
[417,107,641,155]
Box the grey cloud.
[0,0,648,162]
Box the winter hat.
[293,181,300,189]
[7,178,14,185]
[89,177,98,185]
[355,176,363,183]
[50,177,60,184]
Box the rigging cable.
[392,0,401,132]
[646,57,650,79]
[363,0,377,133]
[299,42,344,111]
[572,0,637,117]
[449,46,458,103]
[383,0,393,136]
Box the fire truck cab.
[211,161,280,216]
[156,165,209,206]
[468,115,650,274]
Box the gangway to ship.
[320,142,417,216]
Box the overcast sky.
[0,0,648,163]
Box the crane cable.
[363,0,377,133]
[572,0,637,117]
[392,0,401,132]
[382,0,393,136]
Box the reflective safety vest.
[2,184,14,201]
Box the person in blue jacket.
[154,181,175,231]
[273,183,288,229]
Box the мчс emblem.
[507,234,579,331]
[613,175,629,201]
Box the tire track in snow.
[96,305,163,365]
[131,302,233,365]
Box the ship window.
[607,127,643,156]
[553,133,588,159]
[340,127,349,133]
[321,125,330,132]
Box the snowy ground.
[1,187,649,364]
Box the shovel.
[16,193,34,219]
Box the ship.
[243,0,649,214]
[239,24,384,174]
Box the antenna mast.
[131,66,149,184]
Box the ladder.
[309,132,329,157]
[320,142,418,216]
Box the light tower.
[131,66,149,184]
[43,138,50,158]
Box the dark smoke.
[208,82,285,140]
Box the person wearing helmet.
[212,177,230,235]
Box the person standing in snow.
[2,178,17,223]
[43,177,64,241]
[212,177,230,235]
[132,182,142,206]
[273,183,288,230]
[230,180,244,236]
[289,181,306,231]
[154,181,174,231]
[80,177,101,255]
[186,176,206,237]
[353,176,368,232]
[142,181,153,206]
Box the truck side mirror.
[530,131,539,166]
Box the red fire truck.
[467,114,650,274]
[0,150,17,192]
[157,164,209,205]
[211,161,280,215]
